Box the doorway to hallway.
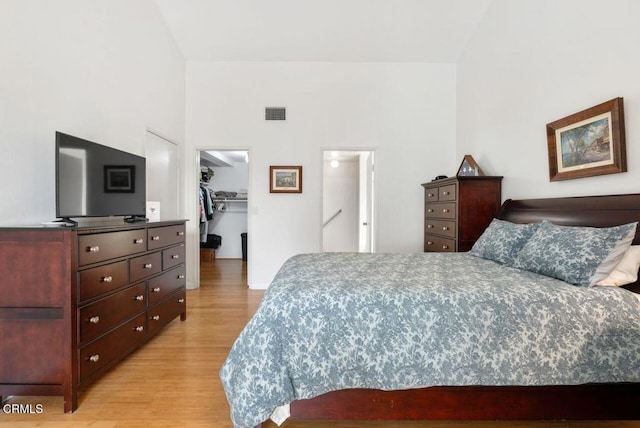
[322,150,375,253]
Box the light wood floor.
[1,259,638,427]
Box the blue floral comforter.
[219,252,640,428]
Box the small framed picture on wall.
[270,166,302,193]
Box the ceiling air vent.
[265,107,286,121]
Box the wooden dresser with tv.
[0,220,187,412]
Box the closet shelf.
[212,197,247,202]
[212,197,247,213]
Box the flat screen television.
[56,131,147,223]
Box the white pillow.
[590,226,637,285]
[597,246,640,286]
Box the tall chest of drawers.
[0,220,187,412]
[422,177,502,252]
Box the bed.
[220,193,640,427]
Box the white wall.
[0,0,185,227]
[457,0,640,201]
[186,62,456,289]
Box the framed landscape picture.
[546,97,626,181]
[270,166,302,193]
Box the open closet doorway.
[198,149,249,287]
[322,150,375,253]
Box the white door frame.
[145,128,180,220]
[320,148,377,253]
[193,147,252,287]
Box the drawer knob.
[134,294,144,301]
[144,263,153,269]
[427,224,433,228]
[443,245,449,250]
[443,209,449,213]
[151,315,160,321]
[102,276,113,283]
[177,231,185,236]
[151,236,160,241]
[171,254,180,259]
[427,241,434,245]
[178,274,185,279]
[443,191,450,195]
[152,287,161,293]
[178,298,185,303]
[89,316,100,324]
[427,209,434,213]
[88,354,100,363]
[427,193,434,197]
[88,245,100,253]
[134,326,144,332]
[442,226,449,231]
[134,238,144,244]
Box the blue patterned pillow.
[469,219,541,265]
[512,220,638,286]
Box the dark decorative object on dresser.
[0,220,187,413]
[422,176,502,252]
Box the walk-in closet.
[199,150,249,272]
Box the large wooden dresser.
[0,220,187,412]
[422,176,502,252]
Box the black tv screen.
[56,132,146,219]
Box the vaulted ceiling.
[153,0,492,62]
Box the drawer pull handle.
[443,209,449,213]
[427,209,434,213]
[177,231,185,236]
[427,241,434,245]
[427,193,434,197]
[171,254,180,259]
[152,287,161,293]
[88,354,100,363]
[178,274,185,279]
[442,226,449,231]
[89,316,100,324]
[178,298,185,303]
[144,263,153,269]
[151,315,160,321]
[134,238,144,244]
[443,245,449,250]
[102,276,113,283]
[151,236,160,241]
[427,224,433,228]
[88,245,100,253]
[134,326,144,332]
[442,191,449,195]
[134,294,144,301]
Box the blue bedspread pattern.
[220,252,640,428]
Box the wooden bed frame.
[257,193,640,426]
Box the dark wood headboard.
[497,193,640,293]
